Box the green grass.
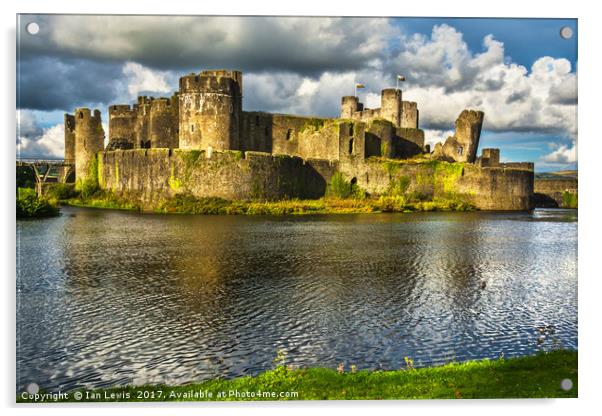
[62,190,140,211]
[562,191,578,209]
[152,194,475,215]
[16,187,60,219]
[327,171,366,199]
[17,350,577,402]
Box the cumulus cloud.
[122,62,171,99]
[241,24,578,139]
[423,129,455,148]
[17,110,64,159]
[543,141,577,164]
[393,26,577,135]
[17,16,577,163]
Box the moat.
[16,207,577,392]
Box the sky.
[16,15,578,171]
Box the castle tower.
[150,97,178,148]
[178,70,242,151]
[73,108,105,188]
[401,101,419,129]
[380,89,402,128]
[341,96,360,119]
[108,104,135,146]
[133,96,152,148]
[64,113,75,163]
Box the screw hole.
[560,26,573,40]
[26,22,40,35]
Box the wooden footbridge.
[16,159,74,197]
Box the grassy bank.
[155,194,474,215]
[16,188,60,219]
[18,350,577,402]
[59,192,475,216]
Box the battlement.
[179,71,242,96]
[340,88,408,129]
[74,108,102,122]
[109,104,133,115]
[201,69,243,90]
[479,148,500,167]
[137,96,154,106]
[150,97,173,111]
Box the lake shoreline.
[17,350,577,402]
[59,192,478,215]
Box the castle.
[64,70,535,210]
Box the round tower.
[150,98,178,148]
[341,96,359,119]
[178,71,242,151]
[74,108,105,188]
[108,104,135,145]
[380,89,402,128]
[64,113,75,163]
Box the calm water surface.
[16,207,578,391]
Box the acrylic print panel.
[16,14,578,402]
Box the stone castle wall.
[338,160,534,210]
[534,178,578,208]
[98,149,335,207]
[97,148,533,211]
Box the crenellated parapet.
[340,89,420,132]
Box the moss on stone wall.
[386,175,410,197]
[97,155,104,187]
[77,154,100,197]
[181,149,202,167]
[433,160,465,195]
[328,172,365,199]
[299,118,326,133]
[168,164,182,191]
[382,160,400,177]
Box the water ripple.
[16,208,577,392]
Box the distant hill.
[535,170,577,180]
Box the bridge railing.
[16,159,75,166]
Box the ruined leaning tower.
[68,108,105,188]
[178,70,242,151]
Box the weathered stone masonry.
[66,68,535,210]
